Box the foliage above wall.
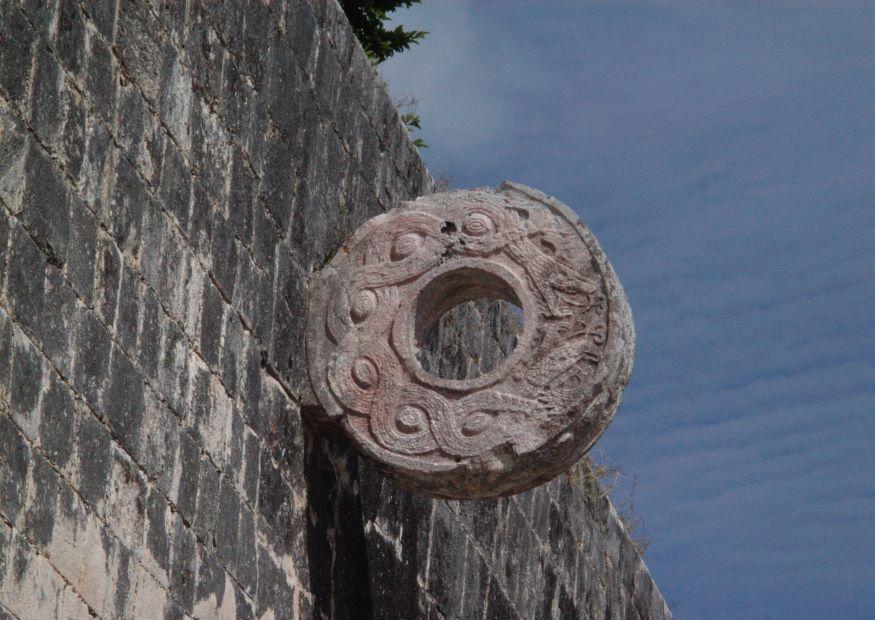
[340,0,428,63]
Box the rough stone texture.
[418,297,522,381]
[0,0,669,618]
[360,461,673,620]
[306,185,635,498]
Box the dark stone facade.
[0,0,670,618]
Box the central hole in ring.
[415,267,524,380]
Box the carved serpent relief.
[306,182,634,498]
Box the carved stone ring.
[306,182,634,498]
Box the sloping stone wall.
[356,301,672,619]
[0,0,670,618]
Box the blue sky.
[380,2,875,617]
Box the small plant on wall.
[394,93,427,148]
[342,1,429,148]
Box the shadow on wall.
[305,428,375,619]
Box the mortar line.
[0,410,155,620]
[0,191,261,517]
[0,291,261,615]
[0,89,298,476]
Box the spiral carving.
[306,182,635,498]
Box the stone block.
[153,0,187,49]
[185,4,224,107]
[255,451,287,540]
[238,337,262,429]
[104,348,145,458]
[633,560,655,620]
[0,100,29,210]
[226,405,245,482]
[108,157,147,259]
[78,114,114,213]
[218,57,248,138]
[127,558,176,619]
[48,481,111,614]
[37,371,75,470]
[116,84,162,186]
[485,576,516,619]
[114,266,140,354]
[245,89,271,167]
[502,504,536,604]
[21,142,70,271]
[0,222,5,313]
[286,0,319,75]
[240,429,260,508]
[459,542,489,617]
[73,411,111,510]
[314,37,342,115]
[103,448,147,554]
[426,503,465,618]
[0,2,36,111]
[66,198,97,301]
[0,522,92,618]
[138,201,164,290]
[137,287,161,380]
[0,309,11,397]
[173,431,200,525]
[238,2,272,96]
[181,255,205,342]
[219,309,244,398]
[9,331,43,441]
[26,44,61,147]
[192,545,226,616]
[145,486,171,578]
[35,267,76,376]
[266,32,306,146]
[155,239,188,334]
[210,213,238,301]
[186,361,210,431]
[83,30,117,124]
[108,544,135,618]
[169,516,196,614]
[199,277,223,368]
[24,455,59,548]
[138,390,180,498]
[0,415,30,525]
[604,567,628,620]
[158,139,192,233]
[55,0,86,84]
[235,505,257,597]
[457,499,501,557]
[193,457,219,546]
[227,147,254,247]
[114,3,165,106]
[255,545,295,618]
[258,133,298,236]
[364,522,416,616]
[157,318,189,415]
[0,0,36,108]
[189,99,230,209]
[251,196,279,270]
[267,269,307,395]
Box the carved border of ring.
[305,182,634,497]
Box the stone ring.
[306,182,634,498]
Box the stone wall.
[0,0,670,618]
[356,301,672,619]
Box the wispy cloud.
[383,2,875,617]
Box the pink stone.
[306,182,634,498]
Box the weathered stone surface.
[0,0,669,617]
[307,183,635,498]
